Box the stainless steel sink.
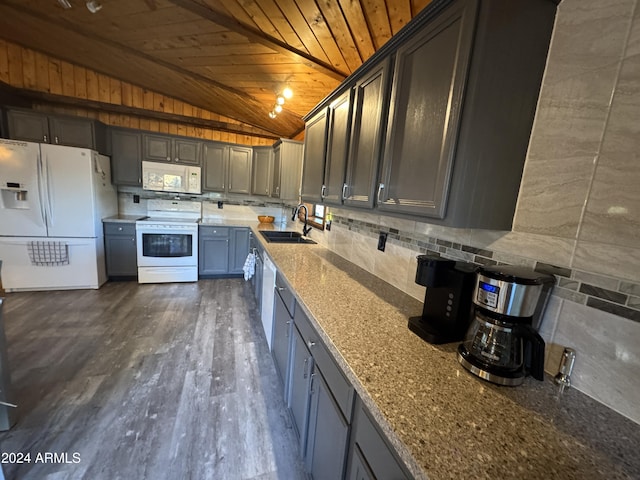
[260,231,316,244]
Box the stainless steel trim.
[457,353,524,386]
[474,274,544,318]
[377,183,385,203]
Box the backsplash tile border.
[332,215,640,324]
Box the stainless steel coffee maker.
[457,265,555,386]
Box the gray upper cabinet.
[378,1,476,219]
[272,139,304,200]
[143,134,201,165]
[300,108,328,203]
[202,143,253,194]
[6,108,107,153]
[322,90,353,206]
[202,141,227,192]
[344,59,390,209]
[252,146,273,196]
[228,145,253,194]
[6,109,49,143]
[110,128,142,186]
[302,0,555,230]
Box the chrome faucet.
[292,203,312,236]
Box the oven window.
[142,233,192,257]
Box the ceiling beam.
[0,82,282,140]
[167,0,348,81]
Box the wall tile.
[471,230,575,268]
[580,56,640,249]
[372,242,412,293]
[413,221,472,246]
[626,1,640,57]
[572,271,620,290]
[552,301,640,423]
[350,230,377,275]
[573,241,640,283]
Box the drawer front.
[294,307,354,422]
[199,226,229,237]
[352,400,408,480]
[104,222,136,236]
[275,271,296,317]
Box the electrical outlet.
[218,201,223,209]
[133,194,140,204]
[377,232,388,252]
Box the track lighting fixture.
[56,0,103,12]
[268,87,293,119]
[86,0,102,13]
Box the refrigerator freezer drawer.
[0,237,107,292]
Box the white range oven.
[136,199,201,283]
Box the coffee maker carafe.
[408,254,476,344]
[457,265,554,386]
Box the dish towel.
[243,252,256,281]
[27,241,69,266]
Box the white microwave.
[142,161,201,194]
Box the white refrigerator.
[0,139,117,292]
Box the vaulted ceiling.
[0,0,433,140]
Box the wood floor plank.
[0,279,305,480]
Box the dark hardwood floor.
[0,279,306,480]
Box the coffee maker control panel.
[477,281,500,308]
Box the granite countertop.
[103,214,148,222]
[250,226,640,480]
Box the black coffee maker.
[408,254,476,344]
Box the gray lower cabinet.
[110,128,142,186]
[289,324,313,454]
[229,227,250,274]
[346,397,410,480]
[287,306,354,479]
[199,226,249,276]
[272,285,294,396]
[104,222,137,278]
[248,232,263,308]
[199,227,230,275]
[5,108,107,153]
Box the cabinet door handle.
[310,372,317,394]
[303,358,309,379]
[342,183,348,200]
[307,340,316,349]
[43,134,48,143]
[377,183,385,203]
[175,157,179,162]
[54,136,59,144]
[166,156,171,161]
[321,185,326,199]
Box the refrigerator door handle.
[43,153,54,227]
[36,151,47,225]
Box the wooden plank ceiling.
[0,0,432,140]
